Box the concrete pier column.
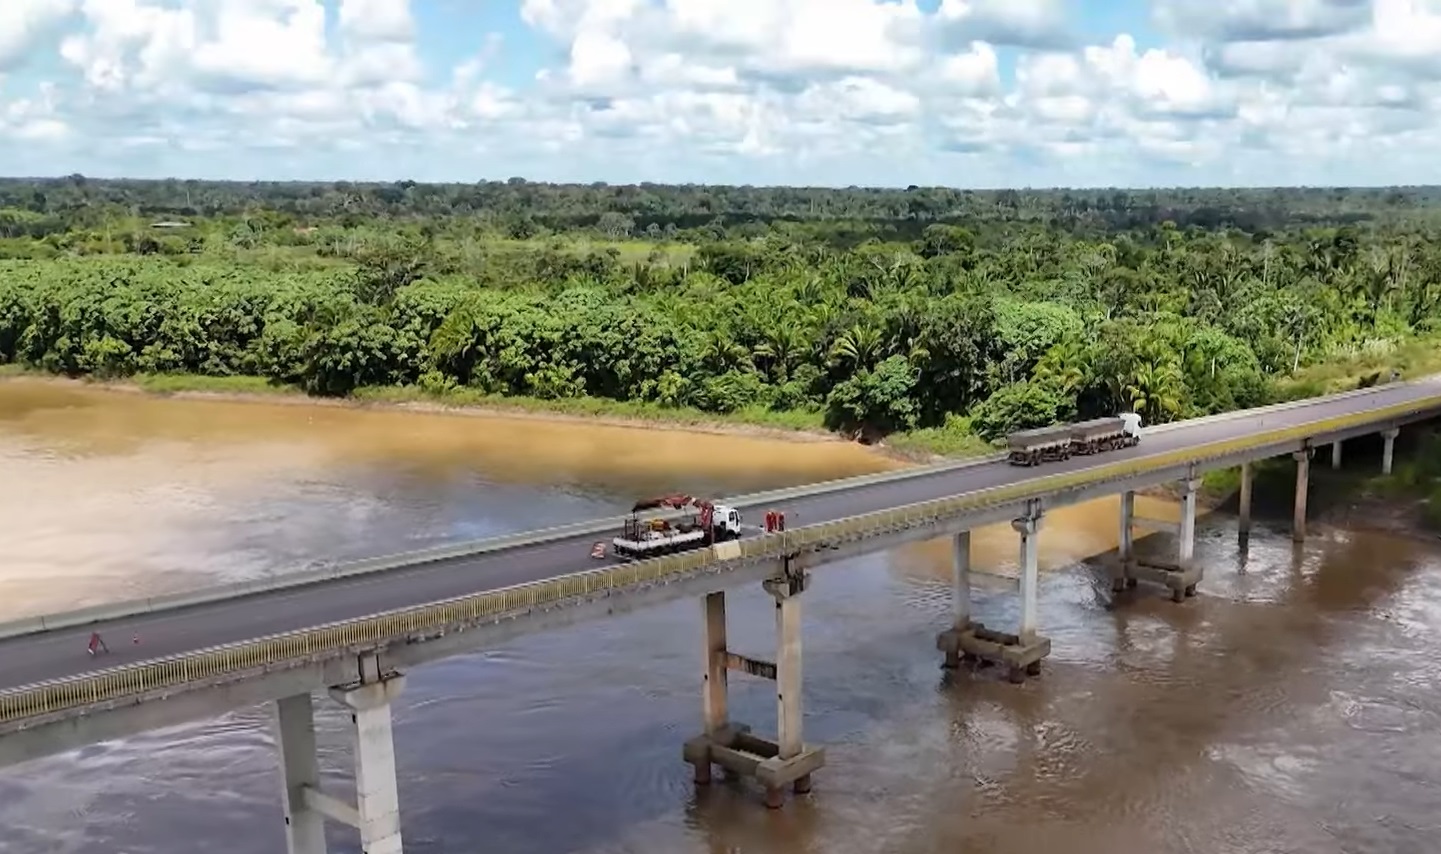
[1382,428,1399,475]
[1012,514,1041,642]
[772,584,803,764]
[1292,450,1310,543]
[1332,440,1343,470]
[1119,491,1135,564]
[274,693,327,854]
[1238,462,1253,538]
[329,674,407,854]
[1178,478,1199,568]
[1112,490,1136,593]
[695,591,728,784]
[942,531,972,668]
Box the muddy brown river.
[2,379,1440,854]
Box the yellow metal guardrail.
[4,393,1439,726]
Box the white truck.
[611,494,744,560]
[1005,413,1142,467]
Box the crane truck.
[1006,413,1143,466]
[610,493,744,560]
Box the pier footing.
[1117,559,1202,603]
[683,724,826,808]
[937,621,1052,684]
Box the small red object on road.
[591,541,607,559]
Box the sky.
[0,0,1437,188]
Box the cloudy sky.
[0,0,1435,187]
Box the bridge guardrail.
[4,391,1440,726]
[0,377,1430,643]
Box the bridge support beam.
[1293,450,1310,543]
[1332,440,1343,470]
[684,565,824,809]
[1238,462,1253,539]
[937,504,1050,684]
[1382,428,1399,475]
[274,693,328,854]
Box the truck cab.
[713,504,743,538]
[1119,412,1143,440]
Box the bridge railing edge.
[0,375,1431,644]
[5,390,1441,726]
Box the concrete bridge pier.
[1116,477,1202,602]
[938,530,972,669]
[272,654,407,854]
[937,503,1050,684]
[1383,428,1399,475]
[1293,450,1310,543]
[1332,440,1343,470]
[1238,462,1253,539]
[684,564,825,809]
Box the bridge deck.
[1,379,1438,699]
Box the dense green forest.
[1,175,1439,451]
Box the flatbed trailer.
[610,496,743,560]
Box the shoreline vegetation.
[3,177,1441,467]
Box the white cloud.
[0,0,1439,187]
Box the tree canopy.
[0,176,1436,444]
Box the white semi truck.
[611,494,744,560]
[1006,413,1143,467]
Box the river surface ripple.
[3,379,1441,854]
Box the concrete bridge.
[2,378,1440,853]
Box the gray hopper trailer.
[1006,423,1076,466]
[1006,413,1143,467]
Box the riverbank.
[0,369,992,462]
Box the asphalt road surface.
[3,380,1438,694]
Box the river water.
[3,379,1441,854]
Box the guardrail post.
[1331,440,1343,471]
[273,693,328,854]
[1382,428,1399,475]
[1238,463,1253,539]
[1292,450,1310,543]
[329,665,407,854]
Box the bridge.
[2,378,1440,853]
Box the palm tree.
[829,321,884,373]
[1125,359,1185,423]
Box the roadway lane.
[3,379,1438,692]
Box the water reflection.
[3,379,1441,854]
